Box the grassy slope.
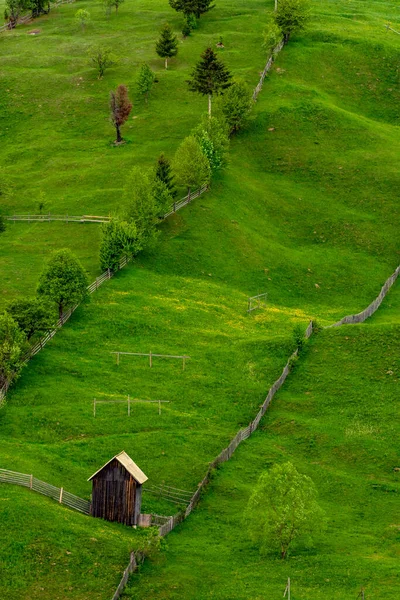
[0,485,139,600]
[123,305,400,600]
[0,0,399,597]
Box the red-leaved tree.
[109,84,132,143]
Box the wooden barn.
[88,451,148,526]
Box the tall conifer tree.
[155,154,177,198]
[188,47,232,116]
[155,23,178,69]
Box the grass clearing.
[0,0,399,597]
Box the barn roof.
[88,451,148,484]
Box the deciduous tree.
[100,219,140,271]
[192,115,229,171]
[0,313,26,389]
[110,84,132,143]
[263,20,282,55]
[214,79,252,134]
[155,23,178,69]
[88,46,117,79]
[172,135,210,198]
[244,462,325,559]
[169,0,214,19]
[37,249,89,319]
[137,63,155,103]
[273,0,310,42]
[6,298,58,341]
[123,167,159,248]
[188,47,232,116]
[4,0,29,27]
[75,8,90,31]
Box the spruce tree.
[155,23,178,70]
[188,47,232,116]
[155,154,177,198]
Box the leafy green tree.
[37,249,89,319]
[170,0,214,19]
[182,13,197,36]
[156,23,178,69]
[244,462,325,559]
[263,20,282,55]
[193,115,229,171]
[109,0,124,14]
[188,47,232,116]
[155,154,177,198]
[30,0,51,18]
[273,0,310,42]
[6,298,58,341]
[100,219,140,271]
[0,313,26,389]
[75,8,90,31]
[88,46,117,79]
[124,167,159,248]
[152,177,174,218]
[214,79,252,134]
[173,135,211,198]
[137,64,155,103]
[4,0,29,26]
[110,84,132,143]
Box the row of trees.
[4,0,50,27]
[0,250,89,391]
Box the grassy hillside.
[0,0,399,597]
[0,484,143,600]
[123,316,400,600]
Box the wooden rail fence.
[6,214,111,223]
[0,468,91,514]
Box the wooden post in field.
[275,0,277,10]
[357,587,365,600]
[284,578,290,600]
[182,356,185,371]
[128,395,131,417]
[149,351,152,368]
[116,352,120,366]
[93,398,96,417]
[29,474,33,489]
[59,487,63,503]
[158,398,161,415]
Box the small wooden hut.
[88,451,148,526]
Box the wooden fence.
[6,214,111,223]
[253,38,285,101]
[329,265,400,327]
[0,0,75,33]
[0,468,91,514]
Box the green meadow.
[0,0,399,597]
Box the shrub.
[214,79,252,134]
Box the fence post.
[59,487,63,503]
[174,202,176,212]
[117,352,120,366]
[158,398,161,415]
[29,474,33,489]
[182,356,185,371]
[93,398,96,418]
[149,351,152,368]
[128,395,131,417]
[108,268,111,279]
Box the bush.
[273,0,310,42]
[99,219,140,272]
[293,323,306,351]
[193,115,230,171]
[6,298,58,341]
[0,312,26,389]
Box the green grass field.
[0,0,399,597]
[124,313,400,600]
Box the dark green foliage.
[214,79,252,134]
[152,178,174,218]
[182,13,197,36]
[4,0,29,25]
[0,312,26,388]
[188,47,232,114]
[0,215,5,234]
[155,154,177,198]
[37,249,89,318]
[30,0,51,18]
[6,298,57,341]
[273,0,310,42]
[155,23,178,69]
[99,219,140,271]
[170,0,214,19]
[293,323,306,352]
